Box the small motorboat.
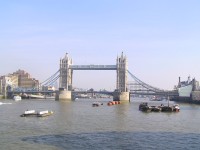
[92,102,103,107]
[139,102,150,111]
[37,110,54,117]
[172,104,180,112]
[20,110,37,117]
[13,95,22,101]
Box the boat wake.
[0,102,12,105]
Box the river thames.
[0,98,200,150]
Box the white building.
[0,75,18,96]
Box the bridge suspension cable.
[127,70,165,92]
[40,69,60,86]
[43,74,60,87]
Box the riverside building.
[12,69,39,89]
[0,69,39,96]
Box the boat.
[161,104,180,112]
[37,110,53,117]
[28,94,45,99]
[172,104,180,112]
[107,101,121,106]
[150,96,163,101]
[13,95,22,101]
[139,102,180,112]
[176,76,193,101]
[20,110,37,117]
[139,102,149,111]
[92,102,103,107]
[139,103,161,112]
[21,94,45,99]
[20,110,53,117]
[150,106,162,112]
[162,96,180,112]
[171,76,200,104]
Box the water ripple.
[22,131,200,150]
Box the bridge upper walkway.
[69,65,117,70]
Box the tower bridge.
[6,52,178,100]
[55,52,177,101]
[57,52,129,101]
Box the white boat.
[13,95,22,101]
[20,110,53,117]
[20,110,37,117]
[37,110,53,117]
[173,104,180,112]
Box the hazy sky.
[1,0,200,90]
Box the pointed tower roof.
[64,53,68,60]
[121,51,124,57]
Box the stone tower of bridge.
[56,53,73,101]
[114,52,130,101]
[116,52,128,92]
[59,53,73,90]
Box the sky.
[1,0,200,90]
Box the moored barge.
[139,102,180,112]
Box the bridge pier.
[55,89,72,101]
[113,91,130,102]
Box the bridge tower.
[116,52,128,92]
[59,53,73,90]
[56,53,73,101]
[114,52,130,101]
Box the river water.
[0,98,200,150]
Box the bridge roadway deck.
[8,90,179,96]
[130,92,179,96]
